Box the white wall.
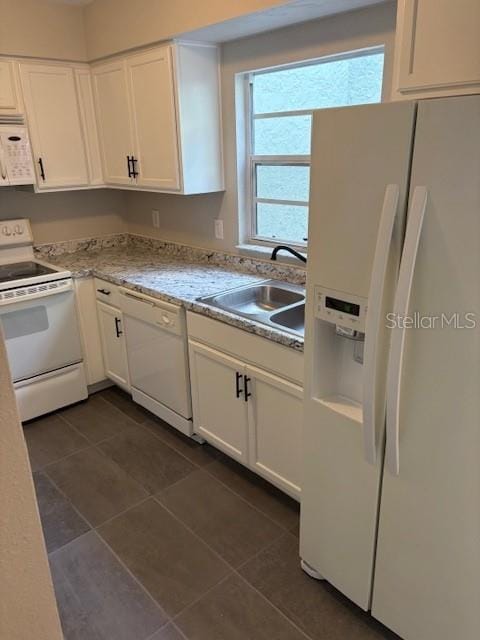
[126,1,397,253]
[0,330,63,640]
[0,189,127,244]
[0,0,87,61]
[84,0,292,60]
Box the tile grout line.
[91,530,172,638]
[98,391,208,469]
[171,573,234,628]
[33,398,294,562]
[49,526,171,634]
[44,458,281,635]
[234,528,295,574]
[100,390,300,536]
[144,621,186,640]
[97,398,300,533]
[39,441,94,472]
[36,395,309,639]
[174,464,297,537]
[89,429,199,500]
[58,396,143,445]
[164,527,312,640]
[151,497,311,639]
[202,463,299,534]
[151,494,244,573]
[230,571,313,640]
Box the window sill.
[236,243,307,267]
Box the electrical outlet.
[152,210,160,228]
[214,219,224,240]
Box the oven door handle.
[0,280,73,306]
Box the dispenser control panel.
[314,286,367,332]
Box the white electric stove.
[0,218,87,421]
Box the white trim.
[236,243,307,264]
[256,197,309,207]
[252,155,310,164]
[242,45,385,247]
[253,109,314,119]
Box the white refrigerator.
[300,94,480,640]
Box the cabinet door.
[75,69,104,186]
[189,341,248,463]
[0,61,18,112]
[97,302,130,391]
[246,365,302,499]
[92,59,134,186]
[19,63,89,189]
[394,0,480,99]
[126,46,181,190]
[74,279,105,386]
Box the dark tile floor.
[25,387,399,640]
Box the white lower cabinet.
[188,341,248,463]
[74,278,105,386]
[189,336,302,499]
[246,365,302,498]
[96,300,129,392]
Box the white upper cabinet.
[19,63,90,189]
[392,0,480,100]
[92,42,224,194]
[126,46,180,190]
[0,61,20,113]
[91,59,135,186]
[74,68,104,186]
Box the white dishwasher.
[118,287,193,436]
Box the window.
[246,48,384,248]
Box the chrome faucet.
[270,245,307,264]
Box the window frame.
[244,46,385,250]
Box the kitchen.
[1,1,479,639]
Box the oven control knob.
[161,314,171,326]
[2,226,12,236]
[14,224,23,235]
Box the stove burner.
[0,261,58,285]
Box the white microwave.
[0,125,35,186]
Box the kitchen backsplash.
[34,233,307,285]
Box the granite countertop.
[39,241,305,352]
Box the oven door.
[0,288,83,382]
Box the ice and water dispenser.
[311,286,369,423]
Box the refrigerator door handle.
[385,186,428,476]
[363,184,400,465]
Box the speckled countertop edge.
[36,235,305,352]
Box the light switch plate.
[214,219,224,239]
[152,210,160,228]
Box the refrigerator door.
[300,102,416,609]
[372,95,480,639]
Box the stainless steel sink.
[203,283,303,316]
[270,303,305,334]
[198,279,305,337]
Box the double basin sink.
[198,279,305,337]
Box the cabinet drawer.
[186,311,303,385]
[94,278,121,307]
